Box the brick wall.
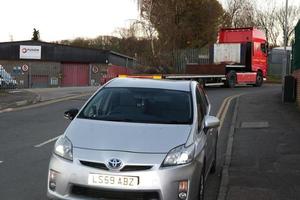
[294,69,300,105]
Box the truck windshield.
[78,87,193,124]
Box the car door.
[196,87,210,174]
[196,85,214,173]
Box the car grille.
[71,185,160,200]
[80,160,108,170]
[80,160,153,172]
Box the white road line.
[0,161,3,164]
[34,135,61,148]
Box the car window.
[197,85,209,115]
[78,87,193,124]
[196,89,204,126]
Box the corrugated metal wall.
[0,60,60,88]
[268,49,292,78]
[61,63,89,87]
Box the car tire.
[226,71,237,88]
[198,168,205,200]
[254,71,263,87]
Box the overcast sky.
[0,0,298,42]
[0,0,139,42]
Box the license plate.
[88,174,139,187]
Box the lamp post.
[282,0,289,102]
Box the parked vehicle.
[47,78,220,200]
[0,65,17,89]
[105,27,268,88]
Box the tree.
[225,0,257,28]
[141,0,224,49]
[32,28,40,41]
[276,5,300,46]
[256,0,280,46]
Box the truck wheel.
[226,71,236,88]
[254,72,263,87]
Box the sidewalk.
[0,90,38,110]
[0,86,98,110]
[24,86,98,101]
[226,87,300,200]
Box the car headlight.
[54,136,73,161]
[162,144,195,167]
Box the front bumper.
[47,150,203,200]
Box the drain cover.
[240,122,269,129]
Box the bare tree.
[225,0,257,28]
[138,0,157,57]
[276,5,300,45]
[256,0,280,46]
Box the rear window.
[78,87,193,124]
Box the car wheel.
[254,71,263,87]
[198,168,205,200]
[226,71,236,88]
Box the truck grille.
[71,185,160,200]
[80,160,153,172]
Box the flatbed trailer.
[114,27,268,88]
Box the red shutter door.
[62,63,89,87]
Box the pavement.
[223,86,300,200]
[0,90,39,110]
[0,86,98,111]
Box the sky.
[0,0,299,42]
[0,0,139,42]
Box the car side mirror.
[204,116,220,129]
[64,109,79,120]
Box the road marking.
[0,161,3,164]
[241,121,269,129]
[217,94,241,134]
[34,135,61,148]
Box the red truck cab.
[218,27,268,78]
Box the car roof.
[106,78,191,92]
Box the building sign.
[19,45,41,60]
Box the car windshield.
[78,87,193,124]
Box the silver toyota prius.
[47,78,220,200]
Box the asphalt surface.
[0,84,280,200]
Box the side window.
[261,43,267,54]
[197,86,208,115]
[196,89,204,127]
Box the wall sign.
[92,66,99,74]
[19,45,41,60]
[21,64,29,72]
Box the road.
[0,84,280,200]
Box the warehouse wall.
[90,64,109,86]
[0,60,61,88]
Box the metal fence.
[173,48,210,73]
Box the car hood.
[65,119,192,154]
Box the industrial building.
[0,41,136,88]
